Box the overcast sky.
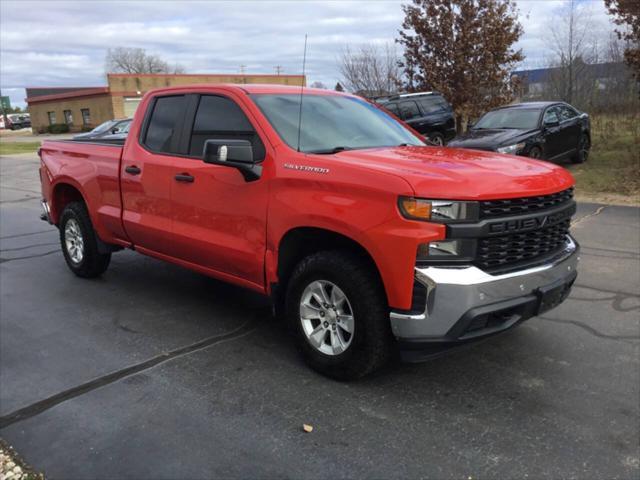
[0,0,615,108]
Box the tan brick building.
[26,73,306,133]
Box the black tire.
[59,201,111,278]
[528,146,543,160]
[427,132,445,146]
[571,134,590,164]
[285,250,393,380]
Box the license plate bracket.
[536,270,577,314]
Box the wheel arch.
[273,227,387,306]
[50,180,87,225]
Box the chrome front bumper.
[390,237,579,341]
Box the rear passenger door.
[167,93,270,288]
[398,101,424,132]
[121,94,188,256]
[418,96,452,138]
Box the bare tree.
[106,47,185,74]
[545,0,593,104]
[310,81,328,89]
[338,43,402,97]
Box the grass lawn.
[0,141,41,156]
[568,113,639,203]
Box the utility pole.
[239,64,246,74]
[274,65,283,75]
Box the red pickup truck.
[39,84,579,379]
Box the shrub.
[80,125,93,132]
[46,123,70,134]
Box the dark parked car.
[6,113,31,130]
[448,102,591,163]
[73,118,132,141]
[377,92,456,145]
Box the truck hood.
[331,146,574,200]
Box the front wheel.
[59,202,111,278]
[285,251,393,380]
[528,146,543,159]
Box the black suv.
[377,92,456,145]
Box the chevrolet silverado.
[39,84,579,379]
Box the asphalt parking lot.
[1,152,639,479]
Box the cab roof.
[147,83,349,96]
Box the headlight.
[416,239,475,261]
[398,197,478,222]
[497,142,525,155]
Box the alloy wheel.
[64,218,84,264]
[299,280,355,356]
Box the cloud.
[0,0,616,108]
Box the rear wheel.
[427,132,445,146]
[285,250,393,380]
[571,134,590,164]
[59,202,111,278]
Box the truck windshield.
[474,109,541,130]
[253,94,424,154]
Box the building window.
[81,108,91,126]
[64,110,73,125]
[47,111,56,125]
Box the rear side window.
[399,101,421,120]
[144,95,187,154]
[419,96,448,114]
[189,95,265,160]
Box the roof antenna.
[296,34,308,152]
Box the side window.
[144,95,187,154]
[384,103,400,117]
[543,107,559,125]
[189,95,265,161]
[558,105,577,121]
[419,97,445,114]
[399,101,421,120]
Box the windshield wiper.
[308,146,352,154]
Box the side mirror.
[203,139,261,182]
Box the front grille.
[476,219,571,271]
[480,188,574,219]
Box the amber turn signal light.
[398,197,432,221]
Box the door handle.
[125,165,141,175]
[174,173,194,183]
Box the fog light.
[417,240,463,260]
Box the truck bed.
[40,139,126,244]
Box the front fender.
[266,172,445,310]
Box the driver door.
[167,93,270,288]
